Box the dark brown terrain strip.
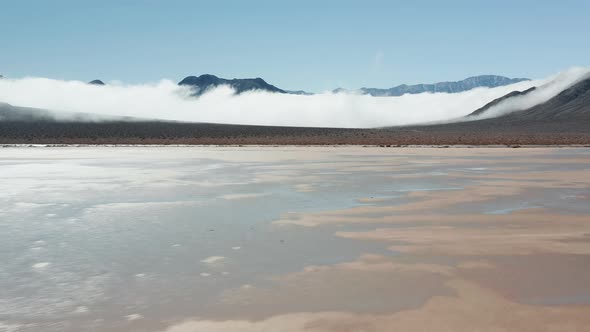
[0,119,588,145]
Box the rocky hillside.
[178,74,286,95]
[466,77,590,121]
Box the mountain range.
[334,75,530,96]
[176,74,528,96]
[24,73,530,96]
[77,74,534,96]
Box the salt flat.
[1,147,589,332]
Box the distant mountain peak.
[286,90,313,96]
[88,79,105,85]
[178,74,286,95]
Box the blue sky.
[1,0,588,92]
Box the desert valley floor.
[1,146,589,332]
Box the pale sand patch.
[398,183,523,210]
[287,151,589,173]
[285,254,453,277]
[31,262,50,269]
[357,196,397,203]
[221,193,270,200]
[215,255,454,318]
[162,279,590,332]
[294,184,315,193]
[456,260,496,270]
[249,154,580,178]
[275,166,590,228]
[73,306,89,314]
[450,169,590,188]
[459,253,590,304]
[244,150,566,188]
[0,322,26,332]
[275,182,528,227]
[274,207,588,228]
[254,172,325,186]
[201,256,226,264]
[336,223,590,255]
[125,313,143,321]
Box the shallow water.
[1,147,589,332]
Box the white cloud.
[0,68,587,128]
[373,51,385,70]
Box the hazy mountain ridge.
[0,102,58,122]
[337,75,530,96]
[0,102,146,122]
[3,73,528,97]
[176,74,529,96]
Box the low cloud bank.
[0,68,586,128]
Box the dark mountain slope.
[468,87,536,117]
[0,102,144,122]
[467,77,590,122]
[500,77,590,121]
[178,74,286,95]
[0,103,58,122]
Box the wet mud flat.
[0,147,589,331]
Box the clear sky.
[1,0,588,92]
